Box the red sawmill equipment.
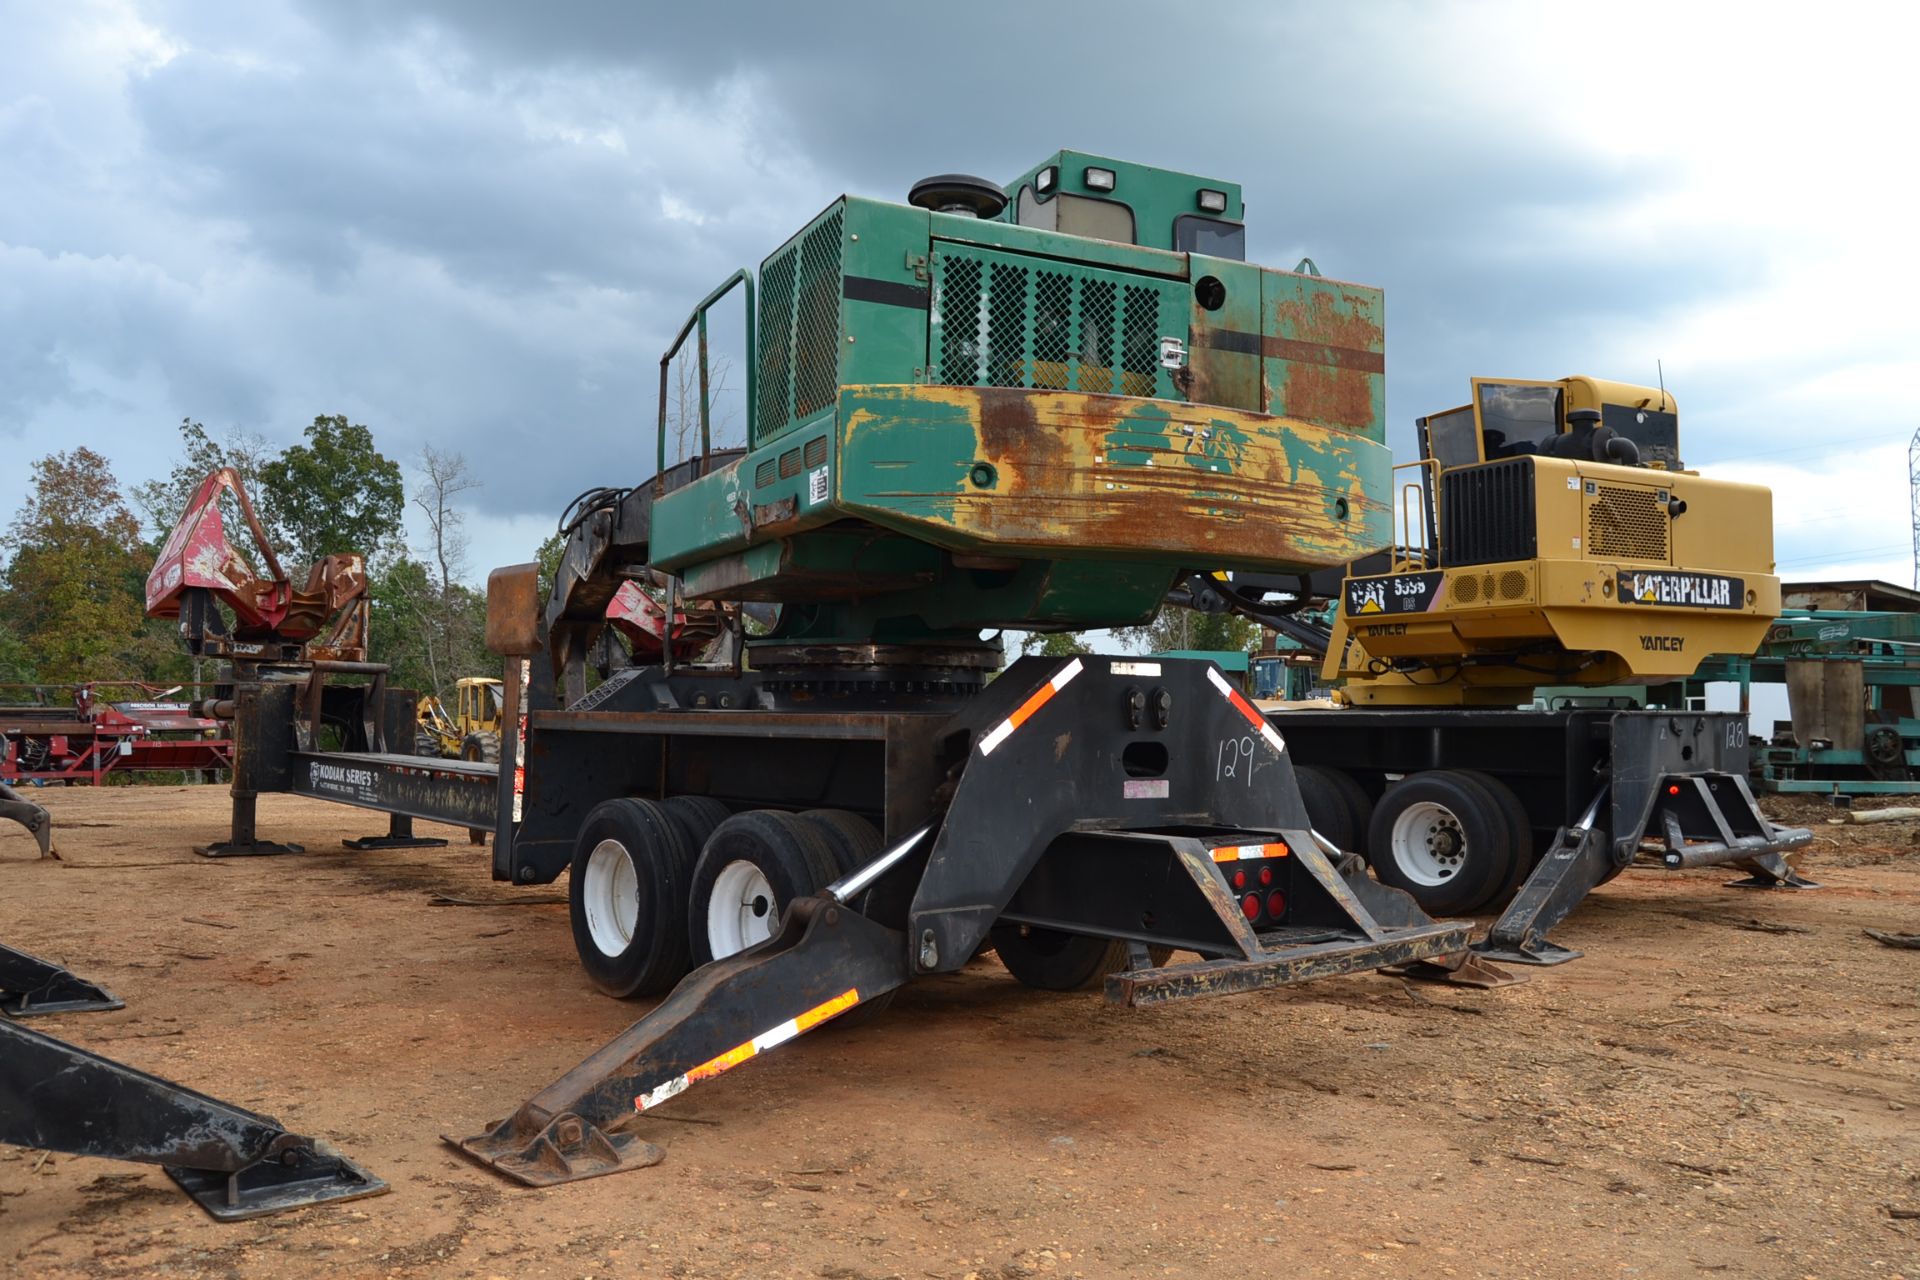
[144,468,370,664]
[0,683,232,787]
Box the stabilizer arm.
[0,1019,385,1220]
[448,897,909,1187]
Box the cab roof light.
[1035,165,1057,193]
[1197,188,1228,213]
[1084,166,1116,192]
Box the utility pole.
[1910,425,1920,589]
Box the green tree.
[257,415,405,564]
[1018,630,1091,658]
[1118,606,1261,656]
[0,449,158,682]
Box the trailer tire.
[1365,771,1516,917]
[569,798,697,998]
[662,795,732,850]
[1294,766,1359,853]
[1322,769,1376,852]
[798,809,884,874]
[1455,770,1536,904]
[796,810,898,1023]
[989,924,1172,992]
[689,811,839,966]
[460,731,500,764]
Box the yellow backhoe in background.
[415,676,504,762]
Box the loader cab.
[1417,377,1682,473]
[1001,150,1248,259]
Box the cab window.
[1602,404,1681,469]
[1475,382,1563,458]
[1421,406,1480,469]
[1055,194,1136,245]
[1174,215,1247,260]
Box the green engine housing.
[648,153,1390,647]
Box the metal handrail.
[1392,458,1440,573]
[656,269,756,480]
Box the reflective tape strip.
[1210,842,1290,862]
[634,987,861,1112]
[978,658,1084,756]
[1205,667,1287,755]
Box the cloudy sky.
[3,0,1915,590]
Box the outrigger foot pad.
[0,942,124,1017]
[0,1019,386,1221]
[195,840,304,857]
[1387,951,1528,987]
[1470,937,1585,967]
[341,835,450,850]
[167,1139,387,1223]
[1725,850,1821,890]
[442,1112,664,1187]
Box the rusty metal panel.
[1262,271,1385,440]
[485,563,543,657]
[1186,259,1266,412]
[837,384,1389,573]
[1787,658,1865,752]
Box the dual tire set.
[565,796,1169,1000]
[1294,766,1540,917]
[567,798,881,999]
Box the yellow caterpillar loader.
[415,676,504,762]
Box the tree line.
[0,415,544,701]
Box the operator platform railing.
[1391,458,1440,573]
[656,269,756,482]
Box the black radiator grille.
[1441,459,1537,567]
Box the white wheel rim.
[1389,800,1469,887]
[583,838,639,957]
[707,859,777,958]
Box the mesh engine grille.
[793,209,844,418]
[933,250,1164,397]
[1587,486,1670,560]
[1441,459,1537,567]
[756,248,796,441]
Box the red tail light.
[1241,893,1261,921]
[1258,865,1273,886]
[1266,890,1286,919]
[1231,869,1248,890]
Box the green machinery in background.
[1693,606,1920,795]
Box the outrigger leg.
[0,1019,386,1220]
[1478,765,1814,966]
[0,942,123,1017]
[1,782,52,858]
[449,895,911,1185]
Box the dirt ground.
[2,785,1916,1280]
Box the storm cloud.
[2,0,1914,582]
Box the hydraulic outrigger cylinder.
[0,1018,386,1220]
[452,655,1471,1187]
